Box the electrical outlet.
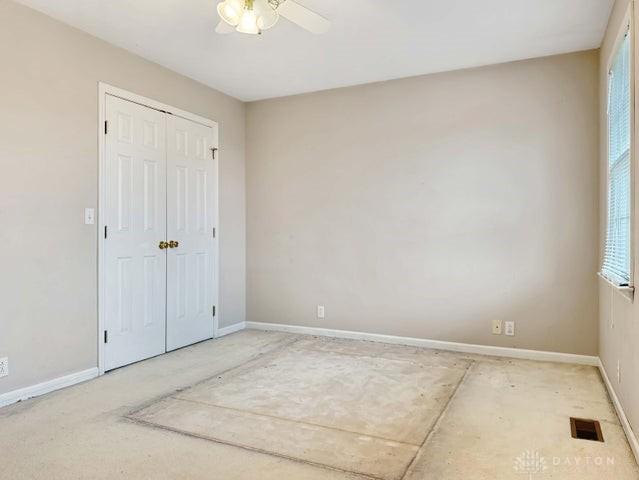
[504,321,515,336]
[492,319,502,335]
[0,357,8,378]
[317,305,325,319]
[617,360,621,384]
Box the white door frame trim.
[97,82,221,375]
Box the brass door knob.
[159,241,169,250]
[169,240,179,248]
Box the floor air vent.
[570,417,604,442]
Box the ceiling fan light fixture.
[215,0,330,36]
[217,0,244,26]
[254,0,279,30]
[236,5,260,34]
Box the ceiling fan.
[215,0,330,35]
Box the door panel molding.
[98,83,220,375]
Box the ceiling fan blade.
[277,1,330,34]
[216,20,236,34]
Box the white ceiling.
[16,0,614,101]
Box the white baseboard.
[0,367,99,409]
[216,321,246,338]
[245,321,599,366]
[598,359,639,464]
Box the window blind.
[603,30,632,284]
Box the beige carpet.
[2,330,638,479]
[129,337,470,479]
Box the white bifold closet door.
[104,95,167,371]
[104,94,217,371]
[166,114,217,351]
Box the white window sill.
[598,272,635,302]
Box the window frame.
[601,8,635,295]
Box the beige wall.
[599,0,639,442]
[247,50,600,355]
[0,0,606,399]
[0,1,246,395]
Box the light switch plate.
[85,208,95,225]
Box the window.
[603,28,632,285]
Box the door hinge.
[104,330,108,343]
[211,147,218,160]
[104,225,108,239]
[104,120,108,135]
[212,227,216,239]
[212,305,216,317]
